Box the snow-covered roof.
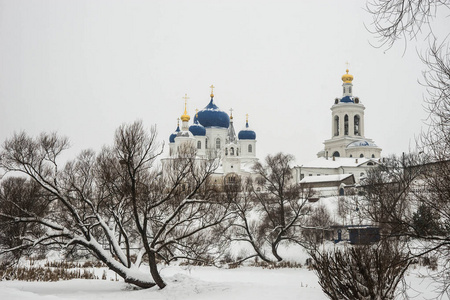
[300,157,378,169]
[240,162,255,173]
[346,140,378,148]
[300,174,353,184]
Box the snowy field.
[0,264,447,300]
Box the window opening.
[354,115,360,136]
[344,115,349,135]
[334,116,339,136]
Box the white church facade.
[295,69,382,194]
[163,86,259,182]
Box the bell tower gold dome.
[341,69,354,83]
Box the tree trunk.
[271,242,283,262]
[87,243,157,289]
[148,251,166,289]
[123,277,157,289]
[100,256,156,289]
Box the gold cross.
[345,61,350,70]
[229,108,233,119]
[195,108,199,117]
[182,94,189,113]
[177,117,180,125]
[246,113,249,122]
[210,84,215,97]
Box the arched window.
[360,153,364,158]
[354,115,360,136]
[350,154,353,157]
[205,138,208,149]
[197,141,201,149]
[339,188,345,196]
[367,162,374,166]
[343,87,345,94]
[236,149,239,156]
[216,138,221,149]
[344,115,349,135]
[371,154,375,158]
[225,148,228,155]
[333,151,340,157]
[334,116,339,136]
[349,86,352,94]
[248,144,252,153]
[230,147,234,155]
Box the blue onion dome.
[169,123,180,143]
[197,87,230,128]
[340,96,354,103]
[189,113,206,136]
[238,117,256,140]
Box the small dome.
[341,69,354,83]
[181,112,190,122]
[347,140,377,148]
[189,116,206,136]
[340,96,354,103]
[197,97,230,128]
[169,125,180,143]
[238,121,256,140]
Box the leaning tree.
[0,120,233,289]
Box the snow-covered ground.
[0,264,447,300]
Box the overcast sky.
[1,0,449,165]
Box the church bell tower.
[318,68,382,159]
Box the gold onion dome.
[181,112,190,122]
[341,69,354,83]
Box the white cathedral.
[294,69,383,194]
[164,69,383,194]
[163,86,259,181]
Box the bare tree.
[360,153,450,296]
[229,153,314,263]
[360,153,427,235]
[0,121,232,289]
[366,1,450,295]
[366,0,449,49]
[0,177,48,264]
[310,240,411,300]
